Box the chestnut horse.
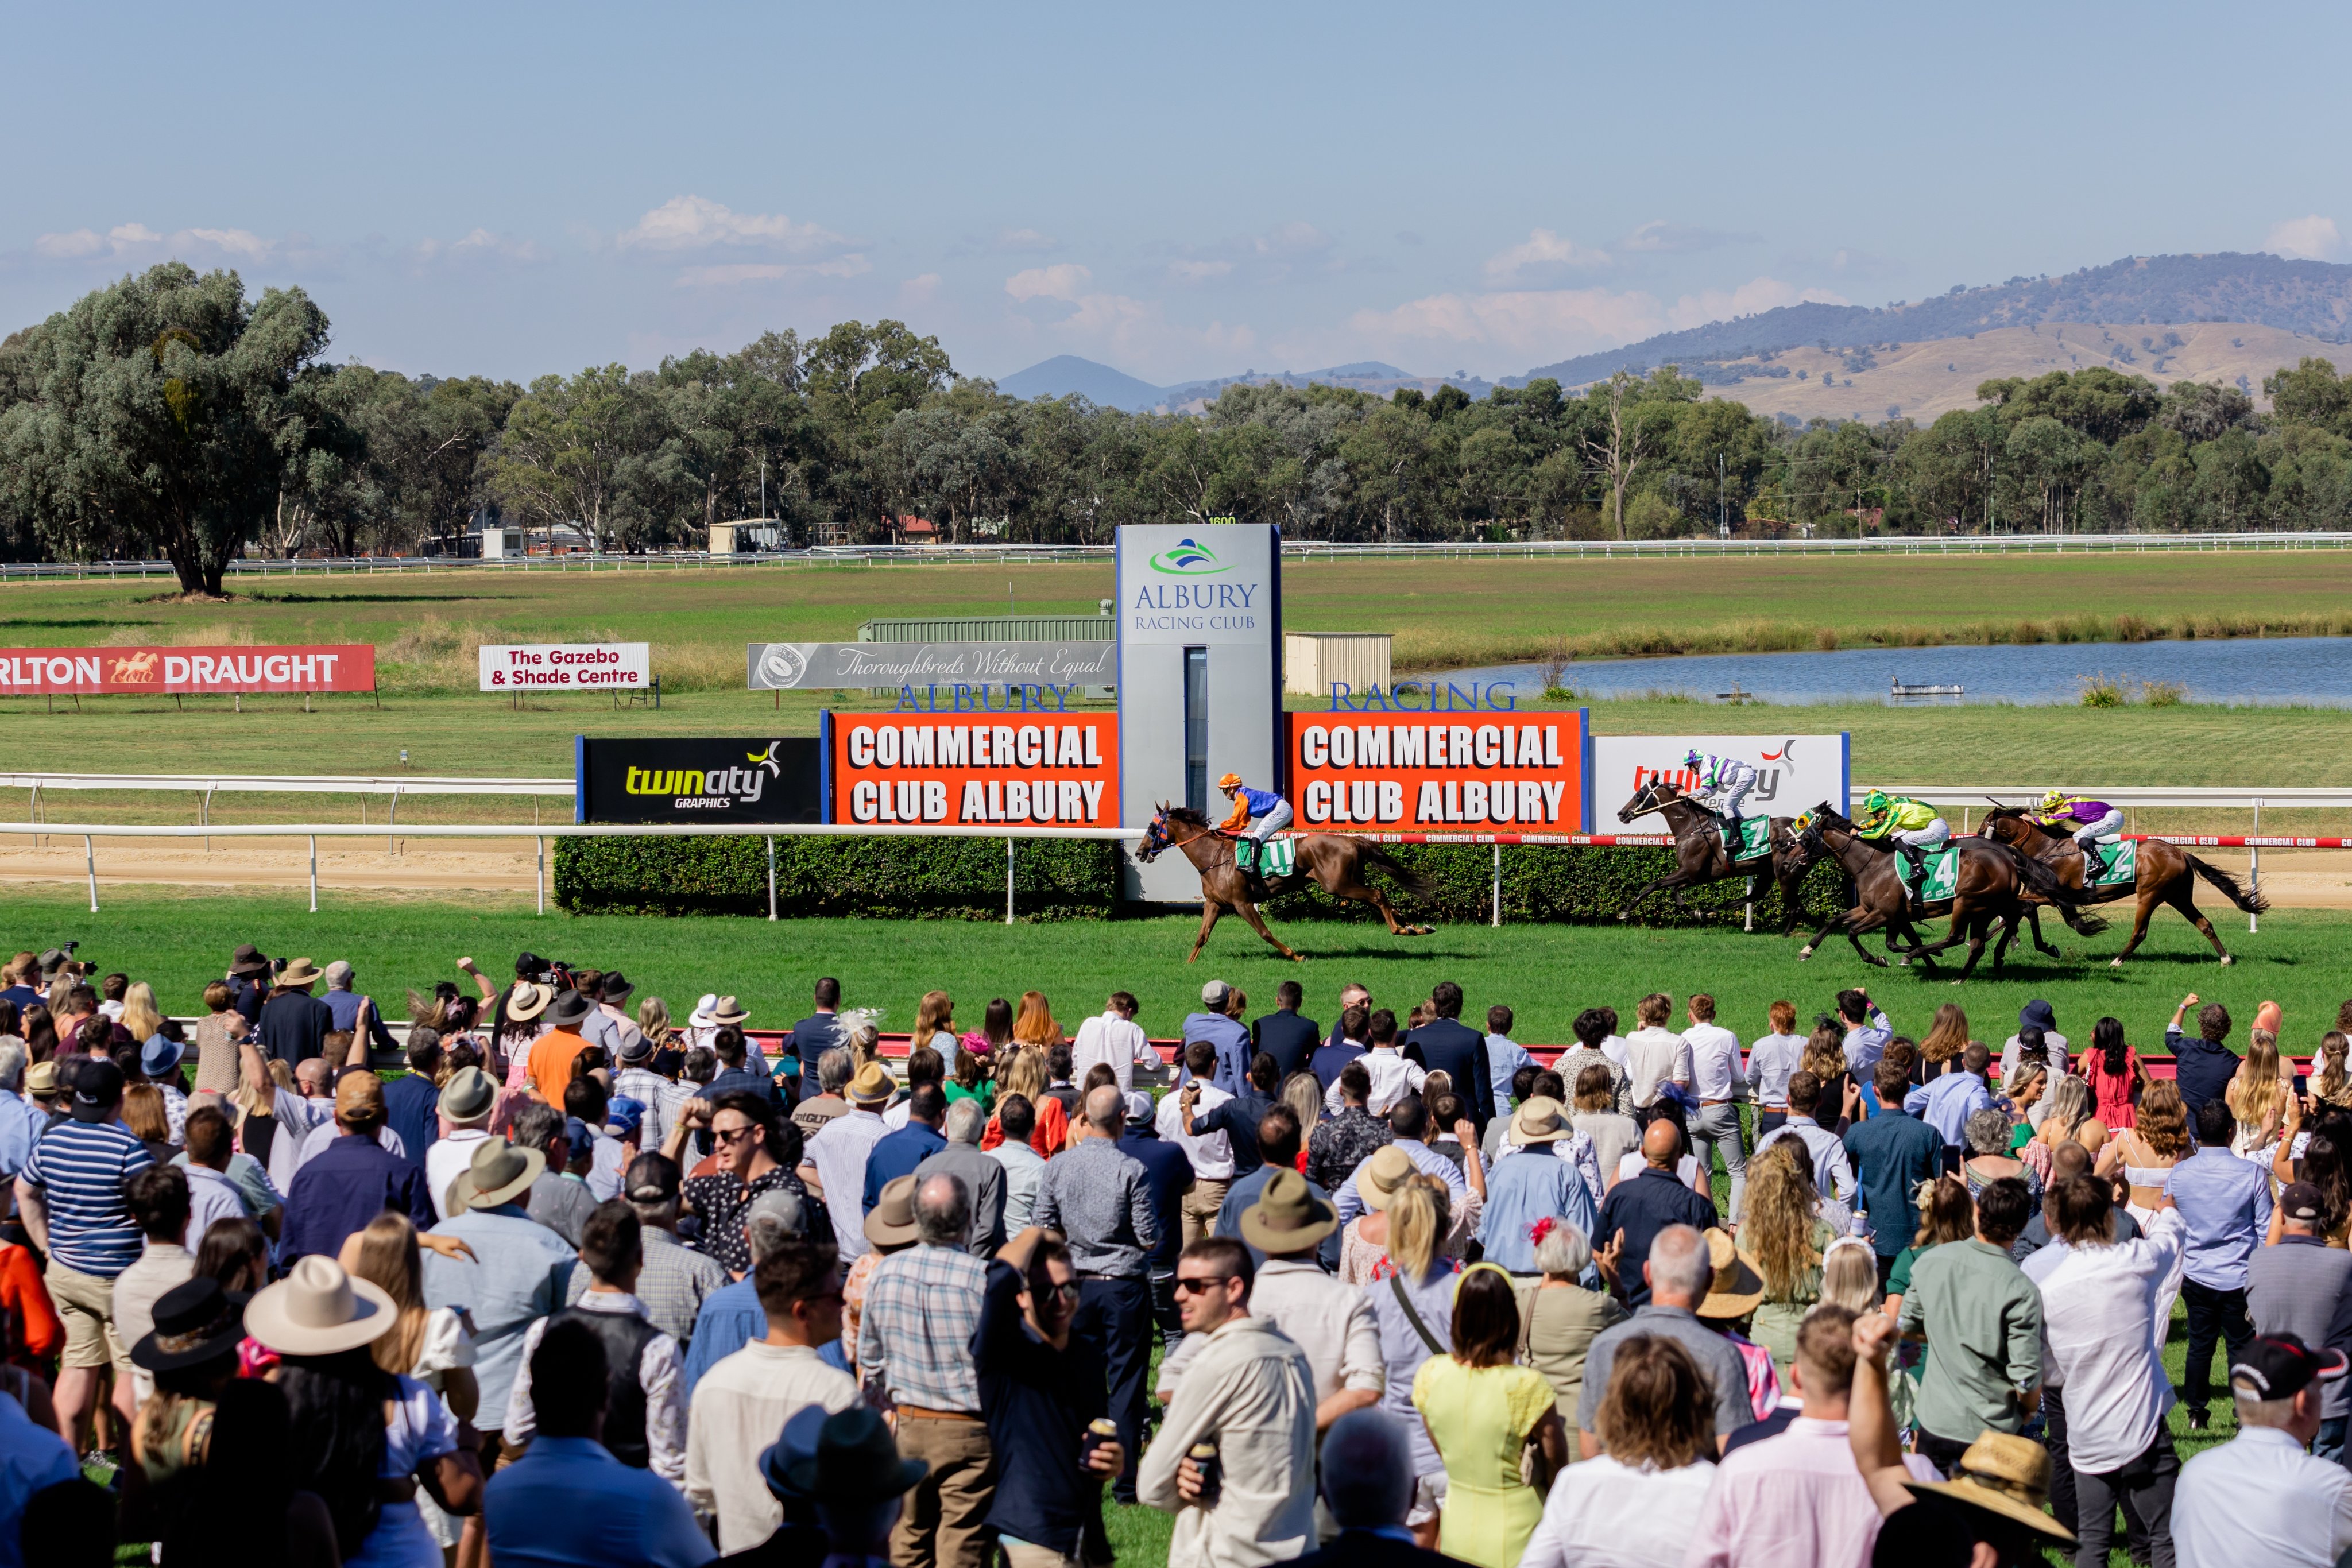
[1615,779,1815,933]
[1137,804,1436,962]
[1978,806,2266,967]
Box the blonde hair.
[1281,1073,1322,1138]
[913,990,956,1052]
[2004,1060,2048,1105]
[1920,1004,1968,1065]
[1744,1139,1822,1297]
[1384,1178,1450,1280]
[2138,1080,2192,1160]
[636,996,672,1036]
[2319,1031,2352,1106]
[1819,1240,1881,1314]
[2230,1033,2285,1131]
[119,982,164,1044]
[1801,1023,1845,1084]
[2042,1074,2094,1139]
[1001,1047,1049,1103]
[342,1213,429,1375]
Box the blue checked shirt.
[2165,1145,2273,1291]
[857,1241,991,1413]
[1903,1071,1993,1150]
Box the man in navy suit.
[1286,1408,1456,1568]
[1400,979,1494,1132]
[1251,980,1321,1081]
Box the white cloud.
[1665,277,1846,328]
[899,273,942,304]
[1618,220,1757,254]
[674,256,871,288]
[1168,259,1233,283]
[1484,229,1612,280]
[1348,275,1846,365]
[32,222,271,262]
[996,227,1059,253]
[2266,215,2349,262]
[1005,263,1093,303]
[618,195,848,254]
[415,229,548,267]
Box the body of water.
[1436,634,2352,707]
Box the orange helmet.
[1217,772,1244,791]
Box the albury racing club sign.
[1286,711,1590,830]
[0,644,376,694]
[831,714,1119,827]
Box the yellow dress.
[1410,1356,1554,1568]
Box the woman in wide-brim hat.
[260,1256,484,1565]
[1338,1145,1421,1285]
[127,1276,249,1508]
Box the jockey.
[1853,789,1950,896]
[1682,748,1758,827]
[2032,790,2125,865]
[1217,772,1291,877]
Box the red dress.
[2084,1047,2139,1129]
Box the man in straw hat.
[483,1317,709,1568]
[1578,1224,1753,1458]
[1239,1169,1381,1436]
[254,957,335,1067]
[1689,1304,1952,1568]
[280,1068,434,1267]
[686,1232,859,1554]
[421,1136,579,1490]
[1847,1312,2076,1568]
[2171,1331,2352,1568]
[1475,1097,1599,1276]
[426,1066,500,1222]
[797,1062,896,1261]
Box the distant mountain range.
[995,252,2352,415]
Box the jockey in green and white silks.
[1853,789,1950,896]
[1683,749,1757,825]
[1217,772,1290,875]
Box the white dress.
[409,1308,477,1548]
[350,1370,463,1568]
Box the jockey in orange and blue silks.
[1217,772,1291,871]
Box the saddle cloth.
[1718,816,1775,860]
[1900,845,1962,904]
[2083,838,2136,887]
[1236,837,1297,878]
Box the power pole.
[1717,451,1728,537]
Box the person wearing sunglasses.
[1139,1237,1318,1568]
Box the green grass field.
[6,883,2326,1048]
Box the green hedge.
[556,834,1847,927]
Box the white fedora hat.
[243,1256,398,1356]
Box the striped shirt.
[858,1241,990,1413]
[22,1119,155,1277]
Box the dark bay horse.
[1978,806,2266,967]
[1138,804,1437,962]
[1797,804,2103,979]
[1615,779,1814,932]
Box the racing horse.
[1615,779,1816,932]
[1137,804,1437,962]
[1796,804,2105,979]
[1978,806,2267,967]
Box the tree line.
[7,262,2352,595]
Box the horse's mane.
[1164,806,1212,828]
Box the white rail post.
[1006,838,1016,925]
[1744,876,1755,933]
[2250,797,2261,933]
[83,835,96,912]
[767,836,778,921]
[308,836,318,912]
[388,785,399,856]
[537,838,546,916]
[1491,843,1502,927]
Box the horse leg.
[1842,909,1893,967]
[1954,907,1991,981]
[2109,889,2162,968]
[1798,908,1853,961]
[1616,869,1692,922]
[1990,909,2021,969]
[1332,874,1428,938]
[1187,901,1225,963]
[1232,897,1305,962]
[2168,890,2233,964]
[2026,905,2062,958]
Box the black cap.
[602,970,635,1000]
[515,951,547,978]
[625,1152,680,1205]
[2231,1333,2349,1401]
[2281,1182,2326,1224]
[70,1056,125,1121]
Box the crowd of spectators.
[0,945,2347,1568]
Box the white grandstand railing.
[1863,787,2352,811]
[0,772,572,797]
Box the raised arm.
[1847,1313,1916,1519]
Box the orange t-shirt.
[527,1029,591,1102]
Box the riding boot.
[1902,846,1930,912]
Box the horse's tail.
[2188,853,2270,915]
[1357,841,1438,902]
[2006,844,2111,935]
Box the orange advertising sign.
[829,712,1120,826]
[1285,710,1589,830]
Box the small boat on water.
[1890,676,1964,699]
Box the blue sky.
[6,2,2347,386]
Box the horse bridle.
[1140,810,1214,863]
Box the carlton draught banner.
[0,645,376,694]
[1285,710,1590,831]
[830,713,1119,827]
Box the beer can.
[1187,1441,1221,1506]
[1080,1418,1117,1468]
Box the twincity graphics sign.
[0,645,375,695]
[746,641,1116,704]
[480,643,650,692]
[829,712,1119,827]
[1591,734,1851,832]
[575,737,822,824]
[1286,710,1591,831]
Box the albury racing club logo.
[1148,536,1231,575]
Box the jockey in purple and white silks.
[1684,749,1757,827]
[2032,791,2125,858]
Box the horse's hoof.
[2221,954,2235,966]
[1797,947,1812,959]
[2110,957,2123,969]
[1615,912,1629,923]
